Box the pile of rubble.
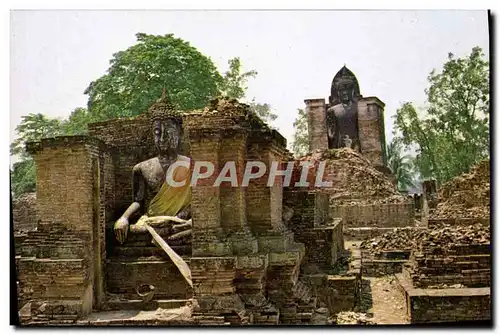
[187,97,273,132]
[296,148,404,201]
[431,160,490,219]
[12,192,37,233]
[414,223,490,252]
[331,311,375,325]
[361,224,490,253]
[360,228,422,252]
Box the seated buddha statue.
[113,90,193,285]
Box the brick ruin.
[398,225,491,323]
[305,66,387,167]
[359,159,491,324]
[300,65,491,324]
[14,98,361,325]
[303,66,416,241]
[13,67,491,325]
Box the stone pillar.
[357,97,386,167]
[421,179,437,227]
[219,129,258,255]
[246,137,296,251]
[187,130,230,257]
[246,133,313,324]
[185,117,255,324]
[21,136,109,321]
[305,98,328,152]
[423,180,438,209]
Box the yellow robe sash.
[147,158,192,217]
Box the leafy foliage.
[84,33,223,119]
[393,47,489,184]
[220,57,277,124]
[219,57,257,100]
[60,107,95,135]
[10,158,36,197]
[386,138,416,192]
[10,113,63,158]
[291,108,309,157]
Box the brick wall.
[427,218,490,229]
[330,202,415,228]
[305,98,328,152]
[303,247,362,314]
[406,243,491,289]
[409,291,491,323]
[397,273,490,323]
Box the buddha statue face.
[338,83,353,104]
[153,118,181,155]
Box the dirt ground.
[337,241,409,325]
[362,276,408,324]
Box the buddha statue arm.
[176,205,191,221]
[114,165,146,244]
[326,109,336,140]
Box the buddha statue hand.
[168,229,192,241]
[172,219,192,233]
[114,217,130,244]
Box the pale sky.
[10,10,489,152]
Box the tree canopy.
[393,47,489,184]
[84,33,223,119]
[386,138,416,192]
[220,57,277,123]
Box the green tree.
[220,57,257,100]
[220,57,277,124]
[10,113,63,158]
[10,158,36,197]
[386,138,416,192]
[60,107,94,135]
[84,33,223,119]
[10,113,65,197]
[394,47,489,184]
[291,108,309,157]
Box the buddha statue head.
[149,89,184,156]
[336,79,356,104]
[329,66,361,106]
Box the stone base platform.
[105,257,193,300]
[396,273,491,323]
[303,246,362,315]
[361,250,411,277]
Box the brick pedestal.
[20,137,111,323]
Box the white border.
[3,2,497,334]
